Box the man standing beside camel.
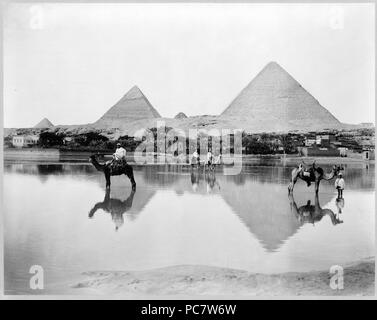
[335,172,345,199]
[288,161,343,194]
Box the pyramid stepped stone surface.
[221,62,341,130]
[34,118,54,128]
[95,86,161,128]
[174,112,188,119]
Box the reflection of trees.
[127,163,376,195]
[225,173,246,186]
[61,164,95,175]
[37,164,63,183]
[37,164,63,175]
[5,163,96,176]
[340,167,374,190]
[141,165,184,187]
[6,162,375,192]
[225,166,290,186]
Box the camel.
[289,193,343,226]
[89,154,136,190]
[288,161,343,194]
[89,188,136,230]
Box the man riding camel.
[106,143,127,166]
[191,150,200,166]
[207,149,213,166]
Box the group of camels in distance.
[89,153,344,195]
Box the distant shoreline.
[3,148,374,165]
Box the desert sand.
[71,257,374,296]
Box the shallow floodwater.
[4,161,375,294]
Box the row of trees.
[38,131,140,151]
[145,129,299,155]
[242,132,298,154]
[7,129,300,154]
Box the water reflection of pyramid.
[6,164,338,250]
[131,166,312,251]
[220,181,333,251]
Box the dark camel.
[89,154,136,190]
[288,162,343,194]
[89,188,136,230]
[289,193,343,226]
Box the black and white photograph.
[1,1,375,298]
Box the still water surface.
[4,162,375,294]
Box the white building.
[305,138,316,147]
[63,136,73,144]
[338,147,348,157]
[12,135,39,148]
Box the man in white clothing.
[106,143,127,166]
[335,172,345,199]
[114,143,127,160]
[191,150,200,166]
[207,150,213,165]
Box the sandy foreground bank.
[71,258,374,296]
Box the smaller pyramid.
[174,112,188,119]
[96,86,161,126]
[34,118,54,128]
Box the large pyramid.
[221,62,341,130]
[34,118,54,128]
[95,86,161,127]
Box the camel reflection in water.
[190,169,200,192]
[190,168,220,193]
[288,193,343,226]
[89,188,136,231]
[205,171,220,193]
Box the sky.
[3,3,375,128]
